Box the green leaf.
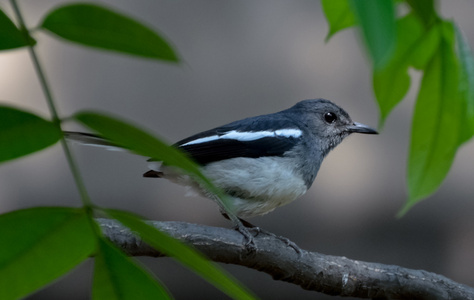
[106,209,256,300]
[0,207,96,299]
[0,8,36,50]
[374,14,440,127]
[402,22,463,215]
[73,111,231,210]
[406,23,440,70]
[350,0,396,69]
[0,105,62,163]
[72,111,201,175]
[321,0,357,41]
[455,25,474,144]
[93,237,171,300]
[374,66,410,128]
[40,3,178,61]
[406,0,437,26]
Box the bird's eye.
[324,112,337,124]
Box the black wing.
[173,114,302,165]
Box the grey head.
[278,99,377,189]
[285,98,377,157]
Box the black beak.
[347,122,378,134]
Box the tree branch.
[98,218,474,299]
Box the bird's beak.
[347,122,378,134]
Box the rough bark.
[98,218,474,299]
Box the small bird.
[66,99,377,246]
[147,99,376,217]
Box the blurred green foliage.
[0,2,255,299]
[322,0,474,214]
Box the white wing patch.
[181,129,302,146]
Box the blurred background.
[1,0,473,299]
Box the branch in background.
[98,219,474,299]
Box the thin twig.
[9,0,93,208]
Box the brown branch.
[98,218,474,299]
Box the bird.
[66,99,377,248]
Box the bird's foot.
[248,226,302,256]
[220,212,257,253]
[234,224,257,253]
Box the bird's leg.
[221,214,302,256]
[214,203,256,253]
[227,215,257,253]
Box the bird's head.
[290,99,378,155]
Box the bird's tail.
[63,131,125,151]
[65,131,164,178]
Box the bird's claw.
[278,236,303,256]
[248,226,302,256]
[235,224,257,253]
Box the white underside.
[155,156,308,218]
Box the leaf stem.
[10,0,93,208]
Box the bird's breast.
[202,156,308,218]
